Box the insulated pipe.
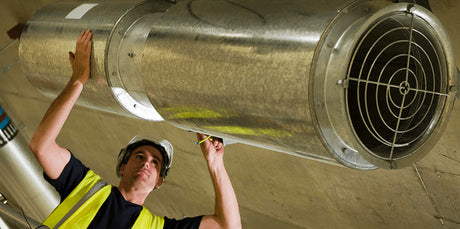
[0,107,59,221]
[0,203,46,229]
[20,0,457,169]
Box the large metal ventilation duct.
[19,0,457,169]
[0,106,59,221]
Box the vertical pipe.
[0,203,45,229]
[0,106,59,221]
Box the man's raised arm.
[29,29,93,180]
[196,133,242,229]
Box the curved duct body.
[0,203,45,229]
[0,107,59,221]
[19,0,457,169]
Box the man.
[29,29,241,229]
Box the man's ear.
[155,177,164,189]
[119,163,126,177]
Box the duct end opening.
[312,2,456,169]
[347,11,449,164]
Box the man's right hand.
[68,29,92,85]
[30,29,93,180]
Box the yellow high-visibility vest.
[43,170,164,229]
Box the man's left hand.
[196,133,224,166]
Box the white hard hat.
[116,135,173,178]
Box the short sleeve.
[164,215,203,229]
[44,152,90,201]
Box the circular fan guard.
[346,12,449,162]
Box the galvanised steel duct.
[19,0,457,170]
[0,202,46,229]
[0,106,59,221]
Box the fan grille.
[346,12,449,161]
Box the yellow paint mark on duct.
[204,126,292,137]
[165,107,223,119]
[164,107,291,138]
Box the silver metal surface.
[0,107,59,221]
[141,0,351,165]
[19,1,146,117]
[19,0,456,169]
[0,203,46,229]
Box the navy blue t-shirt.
[45,153,202,228]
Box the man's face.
[119,145,164,191]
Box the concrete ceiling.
[0,0,459,228]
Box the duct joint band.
[111,87,164,121]
[105,1,171,121]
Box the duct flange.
[106,0,173,121]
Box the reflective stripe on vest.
[43,170,164,228]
